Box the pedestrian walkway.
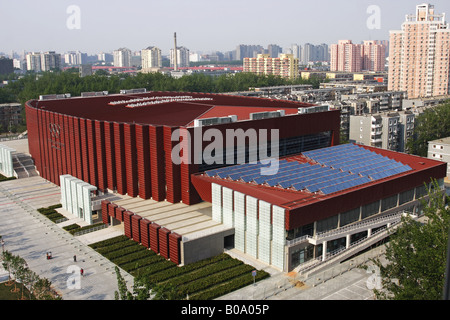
[0,176,134,300]
[218,246,386,300]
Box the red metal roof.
[29,91,313,127]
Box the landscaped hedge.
[37,205,66,222]
[89,235,129,250]
[189,269,270,300]
[90,235,270,300]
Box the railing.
[286,210,405,247]
[73,224,108,236]
[296,219,402,275]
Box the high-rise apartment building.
[388,3,450,98]
[243,53,299,79]
[26,51,61,72]
[267,44,282,58]
[350,110,415,152]
[170,46,190,68]
[40,51,61,72]
[113,48,132,67]
[141,46,162,69]
[26,52,42,72]
[330,40,363,72]
[235,45,264,60]
[331,40,385,72]
[362,41,386,72]
[64,51,87,66]
[0,57,14,75]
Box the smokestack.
[173,32,178,71]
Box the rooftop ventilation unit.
[298,105,330,114]
[81,91,109,97]
[249,110,285,120]
[194,115,238,127]
[39,93,71,101]
[120,88,147,94]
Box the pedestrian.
[80,268,84,277]
[73,255,77,262]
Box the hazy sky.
[1,0,450,55]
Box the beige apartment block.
[243,54,299,79]
[388,3,450,98]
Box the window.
[340,208,360,227]
[399,189,414,205]
[381,194,398,211]
[362,201,380,219]
[316,215,338,233]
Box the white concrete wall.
[0,144,15,178]
[60,175,97,225]
[210,183,287,271]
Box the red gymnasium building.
[25,91,446,271]
[25,91,339,205]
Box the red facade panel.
[94,120,107,191]
[86,119,98,187]
[149,223,160,253]
[139,219,151,248]
[63,115,73,177]
[116,207,125,222]
[113,122,126,195]
[79,118,90,183]
[158,227,170,259]
[72,117,83,180]
[164,126,181,203]
[103,121,116,191]
[101,200,110,225]
[52,112,63,183]
[135,124,152,199]
[123,211,134,238]
[149,125,165,201]
[169,232,182,265]
[131,214,142,243]
[124,123,138,197]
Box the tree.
[114,267,152,300]
[406,100,450,157]
[373,179,450,300]
[1,250,14,286]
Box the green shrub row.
[63,224,80,232]
[119,254,168,273]
[145,253,233,284]
[164,258,244,288]
[102,243,147,261]
[176,264,255,296]
[37,205,66,222]
[190,270,270,300]
[96,240,139,255]
[90,235,271,300]
[89,235,129,249]
[133,260,177,277]
[111,249,156,267]
[0,174,16,182]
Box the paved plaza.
[0,175,134,300]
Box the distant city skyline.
[1,0,450,55]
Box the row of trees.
[1,246,60,300]
[114,266,179,300]
[373,180,450,300]
[406,100,450,157]
[0,70,323,105]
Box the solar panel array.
[204,144,412,195]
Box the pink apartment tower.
[388,3,450,98]
[330,40,386,72]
